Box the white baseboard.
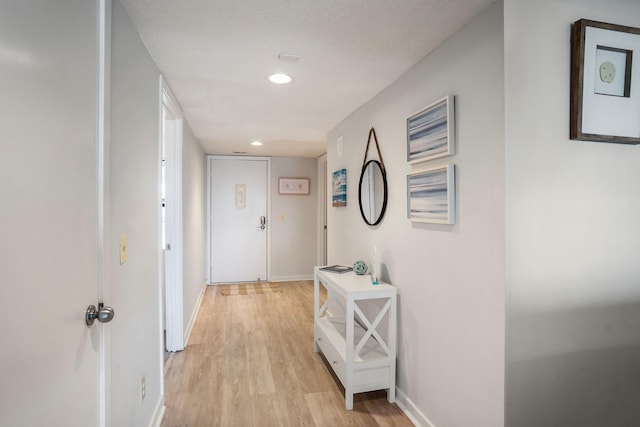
[183,281,207,347]
[147,397,165,427]
[396,387,435,427]
[269,274,314,282]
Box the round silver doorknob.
[86,304,115,326]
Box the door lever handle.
[258,216,266,230]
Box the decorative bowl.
[353,260,368,275]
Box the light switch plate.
[120,235,127,264]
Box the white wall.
[326,3,505,426]
[270,157,318,281]
[109,1,162,425]
[504,0,640,425]
[158,80,206,350]
[182,122,206,333]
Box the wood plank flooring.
[161,280,413,427]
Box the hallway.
[161,281,412,426]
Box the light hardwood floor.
[161,280,413,427]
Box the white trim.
[161,76,185,353]
[206,158,211,282]
[146,396,166,427]
[97,1,112,426]
[269,274,314,282]
[165,114,184,352]
[266,158,272,281]
[316,153,327,266]
[207,155,271,283]
[155,75,165,401]
[183,281,207,347]
[395,387,434,427]
[162,79,183,119]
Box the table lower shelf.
[315,316,394,409]
[317,316,390,364]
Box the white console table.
[313,266,397,410]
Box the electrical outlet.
[140,375,146,402]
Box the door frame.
[316,154,327,266]
[206,155,271,283]
[98,1,112,425]
[160,77,184,352]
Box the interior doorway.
[317,154,328,266]
[161,80,184,353]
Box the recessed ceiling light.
[269,73,292,84]
[251,141,263,146]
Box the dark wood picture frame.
[570,19,640,145]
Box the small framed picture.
[570,19,640,144]
[332,169,347,207]
[407,164,455,224]
[406,95,455,164]
[278,178,310,195]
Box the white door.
[0,1,104,425]
[210,157,268,282]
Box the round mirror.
[358,160,388,226]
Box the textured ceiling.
[120,0,495,158]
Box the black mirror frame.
[358,159,388,226]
